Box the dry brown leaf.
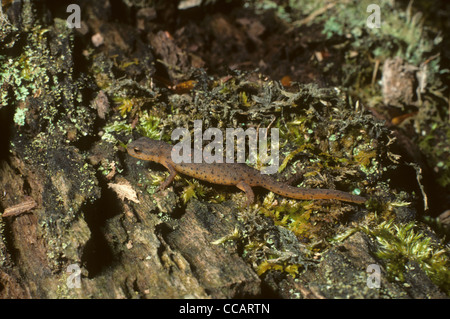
[108,181,140,203]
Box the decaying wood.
[1,0,448,300]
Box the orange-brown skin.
[127,137,366,205]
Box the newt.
[127,137,366,205]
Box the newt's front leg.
[236,181,255,207]
[158,161,177,191]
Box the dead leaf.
[108,181,140,203]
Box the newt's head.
[127,137,169,162]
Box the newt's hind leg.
[236,181,255,206]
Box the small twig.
[292,2,337,27]
[2,196,37,217]
[371,59,380,87]
[421,52,440,66]
[265,115,276,140]
[408,163,428,212]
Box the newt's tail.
[258,177,366,204]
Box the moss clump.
[256,259,302,278]
[334,217,450,294]
[258,192,312,238]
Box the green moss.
[334,218,450,294]
[180,179,217,205]
[115,97,135,117]
[353,149,377,168]
[257,260,301,278]
[279,116,315,149]
[136,112,164,140]
[258,192,313,238]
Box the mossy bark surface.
[1,0,449,299]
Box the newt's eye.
[134,147,142,154]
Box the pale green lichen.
[0,27,51,105]
[13,107,28,126]
[101,119,134,144]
